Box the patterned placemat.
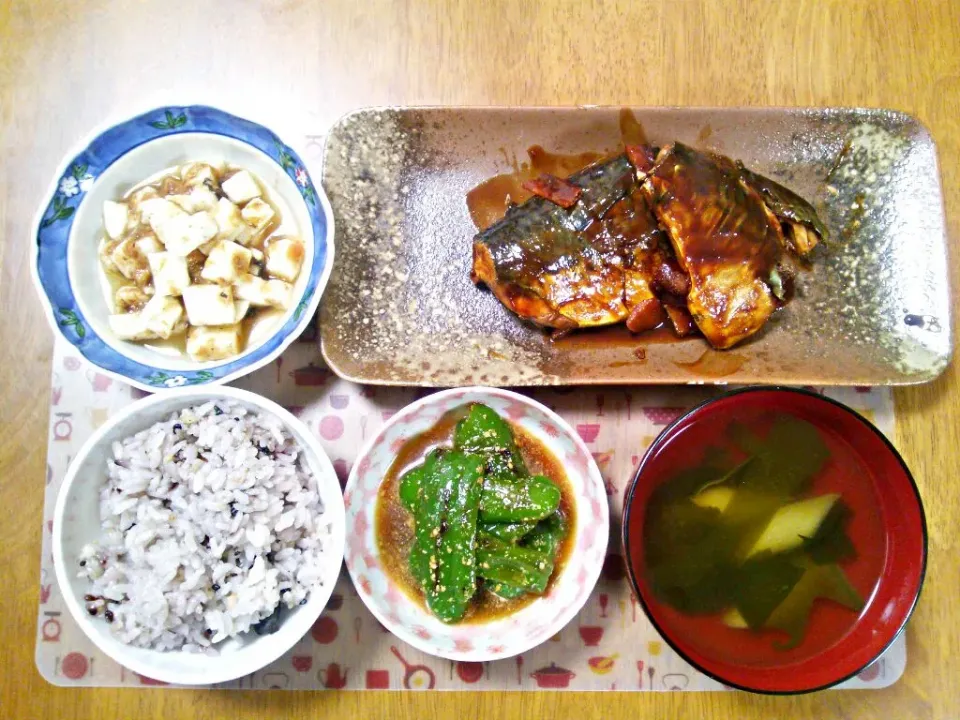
[36,334,904,690]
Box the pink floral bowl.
[343,387,608,661]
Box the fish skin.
[471,153,668,330]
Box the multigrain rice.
[77,400,330,652]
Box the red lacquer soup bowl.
[622,387,926,694]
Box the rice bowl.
[53,387,345,685]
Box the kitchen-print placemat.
[36,333,905,690]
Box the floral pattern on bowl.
[343,387,609,662]
[32,105,333,390]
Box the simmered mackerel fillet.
[471,154,675,333]
[472,141,826,349]
[643,143,793,349]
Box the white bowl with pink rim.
[343,386,609,661]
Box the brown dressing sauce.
[467,146,606,231]
[673,349,748,377]
[375,408,577,623]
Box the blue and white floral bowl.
[31,105,334,391]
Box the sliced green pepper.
[478,520,538,544]
[479,474,561,523]
[521,512,568,558]
[425,452,485,623]
[398,449,443,511]
[454,404,527,477]
[486,581,527,600]
[408,450,457,594]
[476,539,554,594]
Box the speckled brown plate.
[319,107,951,386]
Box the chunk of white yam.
[744,493,840,559]
[135,234,164,256]
[213,197,252,245]
[148,252,191,297]
[692,486,735,513]
[264,237,304,283]
[221,170,261,204]
[108,312,159,341]
[181,162,218,188]
[140,294,185,339]
[102,201,129,240]
[154,211,219,257]
[126,186,160,219]
[186,324,242,362]
[169,186,219,214]
[233,300,251,321]
[200,240,252,284]
[263,279,293,309]
[240,197,275,228]
[110,237,151,285]
[233,274,292,309]
[139,197,185,228]
[114,285,152,314]
[181,284,236,326]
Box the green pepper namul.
[399,404,570,622]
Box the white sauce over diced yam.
[264,238,305,283]
[101,162,294,361]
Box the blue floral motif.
[34,105,331,390]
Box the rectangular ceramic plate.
[319,107,951,386]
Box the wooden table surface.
[2,1,958,717]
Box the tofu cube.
[181,162,218,188]
[221,170,262,204]
[148,252,191,296]
[169,186,219,214]
[213,197,252,245]
[139,197,184,228]
[182,284,236,326]
[264,279,293,309]
[140,294,185,339]
[114,285,152,314]
[233,275,292,309]
[109,312,159,341]
[264,238,305,283]
[240,197,275,228]
[126,186,160,218]
[233,300,251,321]
[200,240,252,284]
[154,211,219,256]
[135,234,164,256]
[186,324,242,362]
[233,273,270,307]
[111,237,151,285]
[102,201,129,240]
